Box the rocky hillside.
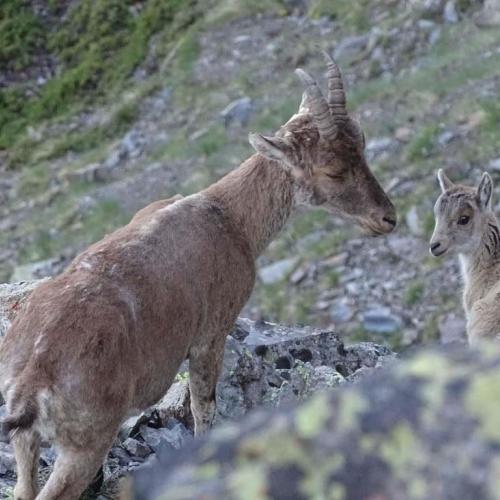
[1,0,500,351]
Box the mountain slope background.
[1,0,499,349]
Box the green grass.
[19,199,127,264]
[0,1,46,71]
[404,279,425,306]
[406,124,439,161]
[0,0,202,150]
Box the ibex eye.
[458,215,470,225]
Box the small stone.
[362,307,402,334]
[395,127,412,143]
[220,97,253,128]
[489,157,500,171]
[329,298,354,324]
[139,424,190,452]
[322,252,349,268]
[437,130,457,146]
[443,1,459,23]
[417,19,437,31]
[0,442,15,475]
[121,130,145,159]
[122,438,152,459]
[365,137,398,161]
[438,314,467,344]
[290,265,308,285]
[333,35,369,61]
[406,206,423,236]
[258,257,299,285]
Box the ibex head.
[430,169,495,257]
[248,52,396,235]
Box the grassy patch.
[404,279,424,306]
[0,1,46,71]
[406,125,439,161]
[308,0,371,32]
[19,199,127,264]
[0,0,202,149]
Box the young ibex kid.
[0,53,396,500]
[430,169,500,344]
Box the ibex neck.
[205,155,295,257]
[460,215,500,307]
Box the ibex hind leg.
[188,336,226,436]
[12,429,41,500]
[36,436,114,500]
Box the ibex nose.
[430,241,445,257]
[378,209,397,234]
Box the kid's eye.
[326,173,344,181]
[458,215,470,225]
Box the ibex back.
[0,53,396,500]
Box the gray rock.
[488,157,500,171]
[365,137,398,161]
[329,298,354,323]
[220,97,253,128]
[156,381,191,428]
[443,0,459,23]
[438,313,467,344]
[419,0,446,18]
[139,424,190,452]
[405,205,423,236]
[0,443,15,475]
[333,35,369,61]
[10,258,67,283]
[474,0,500,27]
[361,307,402,334]
[129,346,500,500]
[437,129,457,146]
[217,318,394,420]
[0,280,48,338]
[123,438,152,459]
[258,257,299,284]
[121,130,145,159]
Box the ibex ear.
[477,171,493,211]
[248,133,294,167]
[437,169,454,193]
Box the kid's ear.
[248,133,295,168]
[437,169,454,193]
[477,171,493,211]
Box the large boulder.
[128,344,500,500]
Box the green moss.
[466,370,500,443]
[295,393,330,438]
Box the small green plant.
[404,280,424,306]
[406,125,439,161]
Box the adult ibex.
[430,169,500,344]
[0,53,396,500]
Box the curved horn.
[295,68,337,139]
[322,50,347,121]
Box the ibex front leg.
[12,429,40,500]
[188,336,226,436]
